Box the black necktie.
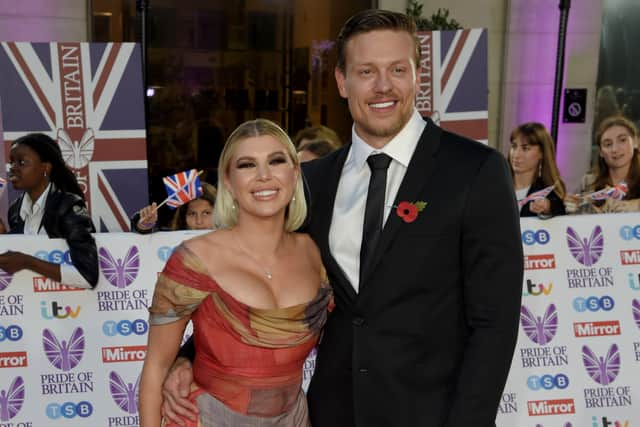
[360,153,392,283]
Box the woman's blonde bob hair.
[214,119,307,231]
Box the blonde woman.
[139,119,332,427]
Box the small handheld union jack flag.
[161,169,203,209]
[518,185,555,209]
[588,182,628,201]
[0,176,7,193]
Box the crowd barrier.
[1,213,639,426]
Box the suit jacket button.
[352,317,365,327]
[358,367,369,374]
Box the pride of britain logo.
[566,226,614,288]
[582,343,633,408]
[0,376,24,421]
[582,344,620,386]
[42,328,85,371]
[520,304,558,346]
[567,226,604,266]
[0,269,12,292]
[107,371,139,427]
[99,246,140,288]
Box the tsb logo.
[34,249,73,265]
[522,229,551,245]
[527,374,569,390]
[0,324,23,342]
[46,401,93,419]
[619,225,640,240]
[157,246,176,262]
[103,319,148,336]
[573,296,615,312]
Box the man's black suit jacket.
[302,119,523,427]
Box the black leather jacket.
[8,188,99,288]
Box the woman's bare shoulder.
[182,229,230,258]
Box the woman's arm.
[0,251,61,279]
[139,317,190,427]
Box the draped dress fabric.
[149,244,332,427]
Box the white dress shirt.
[329,109,426,292]
[19,184,92,289]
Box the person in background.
[139,119,331,427]
[297,138,338,163]
[131,182,217,233]
[566,115,640,213]
[0,133,98,289]
[293,125,342,150]
[508,122,566,217]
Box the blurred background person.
[132,182,217,233]
[0,133,98,289]
[293,125,342,150]
[566,115,640,213]
[508,122,566,218]
[297,138,338,163]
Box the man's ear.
[335,67,348,99]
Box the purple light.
[146,88,155,97]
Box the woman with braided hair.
[0,133,98,288]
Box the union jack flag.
[0,42,148,231]
[588,182,628,201]
[162,169,203,209]
[416,29,488,143]
[519,185,555,208]
[0,176,6,192]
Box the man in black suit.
[162,9,523,427]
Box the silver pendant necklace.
[233,231,275,280]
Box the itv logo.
[40,301,81,319]
[593,416,630,427]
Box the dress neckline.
[179,244,329,312]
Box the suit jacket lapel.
[360,120,442,289]
[312,146,358,303]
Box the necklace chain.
[232,231,275,280]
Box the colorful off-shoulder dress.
[149,244,332,427]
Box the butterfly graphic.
[56,128,95,169]
[0,376,24,421]
[582,344,620,385]
[520,304,558,345]
[0,269,12,291]
[42,327,85,371]
[632,299,640,330]
[566,226,604,266]
[109,371,139,414]
[99,246,140,288]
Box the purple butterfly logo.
[632,299,640,330]
[566,226,604,266]
[0,376,24,421]
[99,246,140,288]
[0,269,12,291]
[109,371,139,414]
[42,327,85,371]
[520,304,558,345]
[582,344,620,385]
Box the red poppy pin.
[395,201,427,223]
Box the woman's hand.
[563,194,583,214]
[138,203,158,230]
[529,198,551,215]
